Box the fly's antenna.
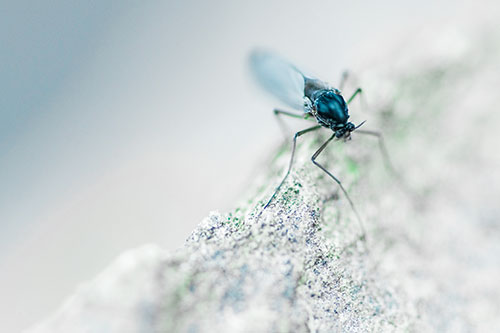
[355,120,367,130]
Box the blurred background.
[0,0,492,331]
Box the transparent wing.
[249,50,306,111]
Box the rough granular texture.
[156,189,413,332]
[29,25,500,333]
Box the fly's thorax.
[310,90,350,128]
[304,78,331,100]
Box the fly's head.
[332,121,366,140]
[333,122,356,140]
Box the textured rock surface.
[29,25,500,332]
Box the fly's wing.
[249,50,306,111]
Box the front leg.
[311,134,366,241]
[264,125,321,209]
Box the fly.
[250,50,395,240]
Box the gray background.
[0,0,484,331]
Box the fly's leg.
[311,134,366,241]
[274,108,313,141]
[355,129,416,200]
[354,130,398,178]
[347,87,369,114]
[264,125,321,209]
[339,71,349,91]
[339,70,365,109]
[347,88,363,104]
[274,108,305,118]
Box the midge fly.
[250,50,394,239]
